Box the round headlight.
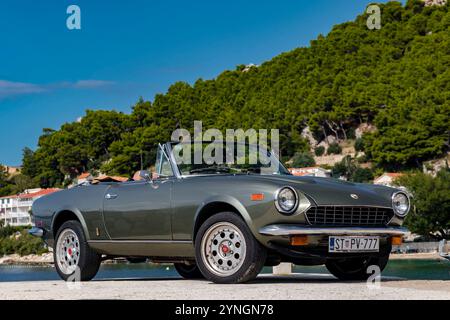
[275,187,298,214]
[392,192,410,217]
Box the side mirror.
[139,170,151,181]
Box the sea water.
[0,259,448,282]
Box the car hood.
[237,174,396,208]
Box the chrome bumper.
[28,227,44,237]
[259,224,408,236]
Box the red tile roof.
[0,194,17,199]
[18,188,61,199]
[290,172,312,176]
[0,188,61,200]
[385,173,404,178]
[289,166,323,171]
[77,172,91,180]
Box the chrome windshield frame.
[165,141,290,179]
[164,142,183,179]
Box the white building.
[0,188,60,226]
[289,167,331,178]
[4,166,21,176]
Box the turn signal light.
[391,236,403,245]
[250,193,264,201]
[291,235,308,246]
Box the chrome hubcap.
[56,229,80,275]
[201,222,246,277]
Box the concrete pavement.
[1,273,449,300]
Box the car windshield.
[170,142,290,176]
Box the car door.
[102,145,175,240]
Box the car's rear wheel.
[54,220,101,281]
[174,262,204,279]
[325,253,390,281]
[195,212,266,284]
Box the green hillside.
[5,0,449,188]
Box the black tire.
[54,220,101,281]
[325,253,390,281]
[195,212,266,284]
[174,262,204,279]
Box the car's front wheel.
[54,220,101,281]
[195,212,266,284]
[325,253,390,281]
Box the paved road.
[1,273,449,300]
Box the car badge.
[350,194,359,199]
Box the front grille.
[305,206,393,226]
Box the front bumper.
[260,224,402,262]
[259,224,408,236]
[28,227,44,237]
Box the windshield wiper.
[189,167,231,174]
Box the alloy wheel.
[56,228,80,275]
[200,222,247,277]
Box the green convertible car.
[30,141,410,283]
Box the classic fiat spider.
[30,142,410,283]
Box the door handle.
[105,193,118,200]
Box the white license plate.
[329,236,379,253]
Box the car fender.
[52,206,91,241]
[193,194,255,238]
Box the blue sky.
[0,0,395,165]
